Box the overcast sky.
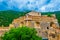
[0,0,60,12]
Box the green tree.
[0,10,29,27]
[2,26,42,40]
[47,13,52,17]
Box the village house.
[9,11,60,40]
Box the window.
[52,34,55,38]
[21,22,23,24]
[50,22,54,26]
[47,27,49,29]
[49,34,56,38]
[36,22,40,24]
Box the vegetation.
[0,10,60,27]
[47,13,52,17]
[0,10,30,27]
[2,26,42,40]
[55,11,60,25]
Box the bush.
[2,26,42,40]
[47,13,52,17]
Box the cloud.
[0,0,60,12]
[0,0,3,2]
[40,7,46,12]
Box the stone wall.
[0,27,9,36]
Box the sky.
[0,0,60,12]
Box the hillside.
[0,10,29,27]
[0,10,60,27]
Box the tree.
[2,26,42,40]
[0,10,29,27]
[47,13,52,17]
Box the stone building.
[0,27,9,36]
[9,11,60,40]
[48,27,60,40]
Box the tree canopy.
[2,26,42,40]
[0,10,29,27]
[47,13,52,17]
